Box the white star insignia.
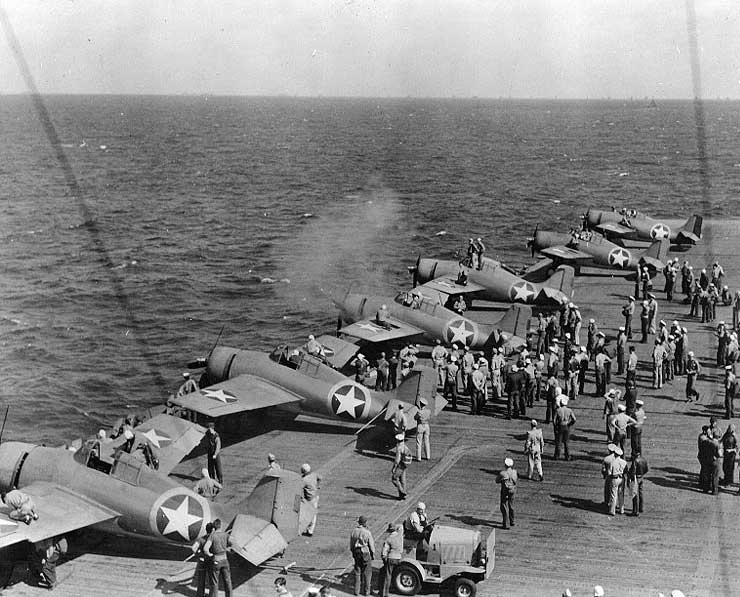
[202,388,236,403]
[160,496,202,540]
[511,282,535,301]
[609,248,630,267]
[357,322,381,333]
[141,428,171,448]
[447,319,475,345]
[651,223,670,239]
[332,385,366,417]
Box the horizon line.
[0,92,738,102]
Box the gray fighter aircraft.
[0,413,313,565]
[583,208,702,245]
[330,288,531,353]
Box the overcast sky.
[0,0,738,99]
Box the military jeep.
[392,523,495,597]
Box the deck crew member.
[475,237,486,270]
[391,439,412,500]
[206,422,223,485]
[266,453,281,471]
[431,340,448,387]
[306,334,324,356]
[616,327,627,374]
[553,396,576,461]
[380,523,404,597]
[177,371,199,397]
[685,352,700,401]
[349,515,375,597]
[444,357,459,411]
[627,452,649,516]
[414,397,431,460]
[612,404,637,454]
[470,363,487,415]
[2,489,39,524]
[204,518,234,597]
[301,464,321,536]
[496,458,518,529]
[195,468,222,501]
[191,522,214,597]
[524,420,544,481]
[606,446,627,515]
[375,352,389,391]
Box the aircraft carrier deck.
[3,219,739,597]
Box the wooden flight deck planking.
[2,219,739,597]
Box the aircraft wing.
[168,375,303,418]
[596,222,633,236]
[103,414,206,475]
[0,482,119,549]
[417,277,487,298]
[313,334,361,369]
[339,317,425,344]
[539,245,594,265]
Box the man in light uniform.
[301,464,321,536]
[431,340,448,387]
[496,458,518,529]
[349,515,375,597]
[414,397,431,460]
[177,371,199,397]
[606,446,627,515]
[524,419,544,481]
[380,523,404,597]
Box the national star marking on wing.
[202,388,236,403]
[160,496,202,540]
[142,428,171,448]
[332,384,365,417]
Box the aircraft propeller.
[526,224,539,258]
[186,325,225,369]
[407,255,421,288]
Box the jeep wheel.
[393,563,422,596]
[454,577,477,597]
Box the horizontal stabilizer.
[677,230,700,244]
[229,514,287,566]
[432,394,448,416]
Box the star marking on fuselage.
[357,322,381,333]
[446,319,475,346]
[608,248,630,268]
[202,388,237,403]
[159,496,202,541]
[331,384,366,418]
[650,223,670,239]
[509,281,535,302]
[141,428,171,448]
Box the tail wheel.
[454,577,477,597]
[393,563,422,596]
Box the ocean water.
[0,96,738,443]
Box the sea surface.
[0,96,739,444]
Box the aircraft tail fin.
[544,265,575,298]
[230,469,314,565]
[495,304,533,338]
[640,238,669,269]
[678,215,702,244]
[390,365,439,411]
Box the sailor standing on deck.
[349,515,375,596]
[431,340,448,388]
[496,458,518,529]
[414,397,432,460]
[205,422,223,485]
[301,464,321,536]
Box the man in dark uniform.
[375,352,389,391]
[205,423,223,485]
[553,395,576,460]
[697,426,712,492]
[685,351,700,402]
[387,351,399,390]
[622,297,635,340]
[627,452,649,516]
[496,457,518,529]
[191,522,214,597]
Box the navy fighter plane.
[0,413,313,565]
[408,255,573,308]
[172,340,444,444]
[330,288,531,353]
[527,227,669,274]
[583,208,702,245]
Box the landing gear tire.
[393,563,422,596]
[454,577,477,597]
